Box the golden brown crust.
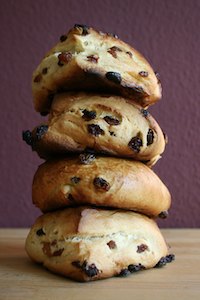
[32,156,171,216]
[25,207,169,282]
[25,93,166,165]
[32,25,161,113]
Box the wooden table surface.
[0,229,200,300]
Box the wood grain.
[0,229,200,300]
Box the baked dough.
[23,93,166,165]
[25,207,173,282]
[32,156,171,216]
[32,24,161,113]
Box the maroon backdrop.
[0,0,199,227]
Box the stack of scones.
[23,24,174,282]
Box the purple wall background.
[0,0,200,228]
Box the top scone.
[32,24,161,114]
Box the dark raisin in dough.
[22,130,33,146]
[128,136,143,153]
[87,124,104,136]
[83,263,99,277]
[82,109,96,121]
[107,240,116,249]
[36,125,48,140]
[36,228,45,236]
[128,263,145,272]
[137,244,149,253]
[71,177,81,184]
[103,116,120,125]
[147,129,154,146]
[139,71,148,77]
[74,24,89,35]
[141,108,149,118]
[158,211,169,219]
[58,52,72,66]
[52,248,64,256]
[93,177,110,191]
[60,35,67,42]
[68,194,75,202]
[87,55,99,63]
[106,72,122,84]
[119,269,131,277]
[79,153,95,164]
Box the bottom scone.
[25,207,174,282]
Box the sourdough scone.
[32,156,171,216]
[25,207,173,282]
[23,93,166,165]
[32,24,161,113]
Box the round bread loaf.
[32,156,171,217]
[32,24,161,114]
[25,207,174,282]
[23,93,166,165]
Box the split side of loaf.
[25,207,172,282]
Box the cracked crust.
[32,25,161,113]
[24,93,166,165]
[25,207,169,282]
[32,156,171,216]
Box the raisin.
[107,33,118,39]
[93,177,110,191]
[126,51,133,58]
[36,125,48,140]
[42,68,48,75]
[58,52,72,66]
[51,240,57,246]
[74,24,89,35]
[154,257,167,268]
[33,74,42,83]
[60,35,67,42]
[154,254,175,268]
[128,264,145,273]
[128,136,143,153]
[139,71,148,77]
[52,248,64,256]
[42,242,51,257]
[137,244,149,253]
[132,85,146,95]
[71,177,81,184]
[103,116,120,125]
[140,108,149,118]
[36,228,45,236]
[87,55,99,63]
[109,131,116,136]
[79,153,95,164]
[165,254,175,263]
[81,261,99,277]
[40,111,48,116]
[158,211,169,219]
[68,194,75,202]
[107,240,116,249]
[107,46,122,58]
[119,269,131,277]
[22,130,32,146]
[72,261,81,268]
[87,124,104,136]
[106,72,122,84]
[82,109,96,121]
[147,129,154,146]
